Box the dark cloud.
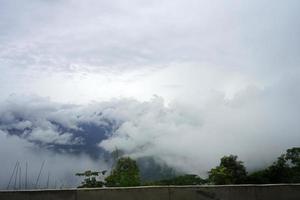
[0,96,119,158]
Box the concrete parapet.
[0,189,75,200]
[0,184,299,200]
[77,187,169,200]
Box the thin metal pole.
[25,162,28,190]
[7,161,18,190]
[35,160,45,189]
[14,162,19,190]
[19,164,22,189]
[46,172,50,189]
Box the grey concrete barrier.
[77,187,169,200]
[0,189,75,200]
[0,184,299,200]
[168,184,300,200]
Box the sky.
[0,0,300,188]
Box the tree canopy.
[208,155,247,184]
[247,147,300,183]
[105,157,141,187]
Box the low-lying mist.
[1,80,300,188]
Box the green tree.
[208,155,247,184]
[247,155,291,184]
[285,147,300,182]
[105,157,141,187]
[76,170,106,188]
[247,147,300,183]
[285,147,300,167]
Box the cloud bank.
[1,78,300,186]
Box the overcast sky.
[0,0,300,188]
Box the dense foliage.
[208,155,247,184]
[247,147,300,184]
[208,147,300,185]
[105,157,141,187]
[76,147,300,188]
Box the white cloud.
[1,76,300,179]
[28,128,75,145]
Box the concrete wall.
[0,184,299,200]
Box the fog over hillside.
[1,88,300,187]
[1,0,300,188]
